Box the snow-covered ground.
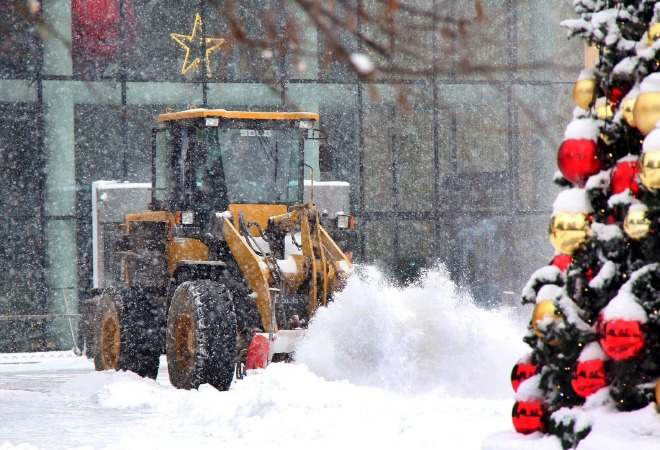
[0,266,529,450]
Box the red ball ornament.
[72,0,136,59]
[550,254,572,272]
[558,139,602,187]
[511,362,538,392]
[610,160,640,196]
[596,313,606,336]
[599,320,645,361]
[512,401,545,434]
[608,87,626,109]
[571,359,607,397]
[585,265,596,282]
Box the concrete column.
[43,79,78,349]
[42,0,73,76]
[43,0,77,348]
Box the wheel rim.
[174,313,194,371]
[101,312,120,368]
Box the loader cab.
[151,109,319,225]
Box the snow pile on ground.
[0,350,90,374]
[0,444,39,450]
[74,364,511,450]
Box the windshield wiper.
[256,134,275,161]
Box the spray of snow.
[295,264,527,398]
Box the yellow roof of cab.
[158,108,320,122]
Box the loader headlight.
[337,214,350,229]
[182,211,194,225]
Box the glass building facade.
[0,1,581,351]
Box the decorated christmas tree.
[511,1,660,448]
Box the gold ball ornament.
[532,300,562,341]
[624,207,651,240]
[548,212,590,255]
[595,97,614,120]
[572,78,596,110]
[640,148,660,191]
[633,91,660,135]
[647,23,660,46]
[622,96,637,127]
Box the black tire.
[229,279,262,333]
[223,259,262,365]
[92,288,161,379]
[166,280,237,390]
[80,296,99,359]
[224,259,261,333]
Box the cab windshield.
[195,127,301,205]
[153,124,303,212]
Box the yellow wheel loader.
[81,108,353,390]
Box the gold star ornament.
[171,13,225,76]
